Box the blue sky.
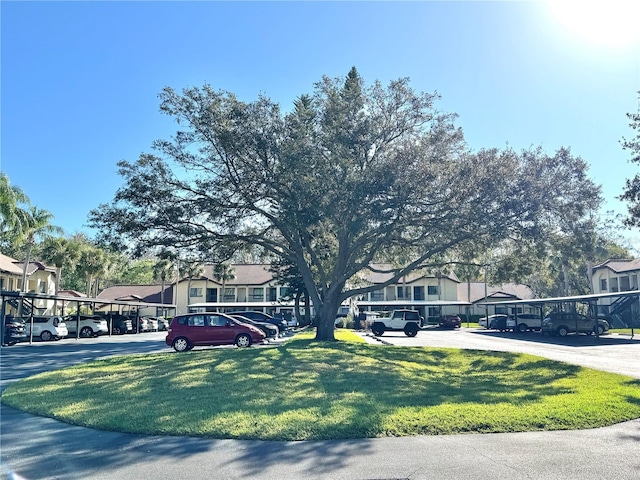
[2,1,639,249]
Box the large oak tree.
[90,68,601,340]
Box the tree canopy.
[90,68,602,340]
[620,91,640,227]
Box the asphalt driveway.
[1,331,639,480]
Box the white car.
[21,316,68,341]
[144,317,159,332]
[64,315,109,337]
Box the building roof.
[13,261,56,276]
[0,253,23,275]
[359,264,459,285]
[200,264,275,286]
[457,282,535,304]
[57,289,87,298]
[97,284,174,304]
[593,258,640,274]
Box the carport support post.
[28,310,34,345]
[0,298,6,346]
[75,301,80,340]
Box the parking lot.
[362,326,640,378]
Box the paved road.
[365,327,640,379]
[1,330,639,480]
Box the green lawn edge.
[2,331,639,441]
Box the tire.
[404,323,418,337]
[172,337,190,352]
[112,326,122,335]
[80,326,93,338]
[557,326,569,337]
[235,333,252,348]
[517,323,528,333]
[596,325,605,336]
[40,330,52,342]
[371,323,385,336]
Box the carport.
[482,290,640,338]
[0,290,176,345]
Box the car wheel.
[235,333,252,347]
[40,330,52,341]
[112,326,122,335]
[80,326,93,338]
[172,337,190,352]
[404,324,418,337]
[557,326,569,337]
[371,323,385,336]
[596,325,605,336]
[517,323,528,333]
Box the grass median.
[2,329,639,441]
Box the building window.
[610,278,619,293]
[428,307,441,317]
[620,276,631,291]
[206,288,218,303]
[600,279,607,291]
[250,287,264,301]
[397,286,410,299]
[370,290,384,301]
[279,287,291,298]
[189,288,203,297]
[39,282,46,294]
[268,287,277,302]
[224,288,235,301]
[428,285,439,295]
[413,286,424,301]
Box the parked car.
[20,315,68,341]
[542,312,610,337]
[229,314,278,339]
[3,317,27,346]
[166,312,266,351]
[506,314,543,333]
[229,311,288,331]
[157,317,171,331]
[438,314,461,329]
[371,309,423,337]
[143,317,159,332]
[64,315,109,337]
[480,314,509,331]
[95,314,134,335]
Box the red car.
[438,315,462,329]
[166,313,266,351]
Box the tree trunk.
[54,266,62,295]
[20,242,33,293]
[314,295,341,341]
[304,292,311,326]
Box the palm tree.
[180,260,204,307]
[19,206,63,292]
[39,237,82,294]
[212,263,236,308]
[78,246,106,297]
[153,258,176,310]
[0,173,32,251]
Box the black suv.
[3,316,27,346]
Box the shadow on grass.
[5,339,587,441]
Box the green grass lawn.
[2,329,639,441]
